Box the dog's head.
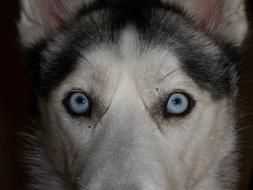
[19,0,248,189]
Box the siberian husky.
[18,0,248,189]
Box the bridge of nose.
[81,74,170,189]
[100,72,153,139]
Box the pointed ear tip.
[217,20,248,46]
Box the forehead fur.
[25,1,240,99]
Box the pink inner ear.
[195,0,223,31]
[41,0,67,36]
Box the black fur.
[24,0,240,99]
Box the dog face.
[19,0,247,189]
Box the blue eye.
[64,91,91,116]
[165,92,192,116]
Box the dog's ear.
[164,0,248,45]
[18,0,87,46]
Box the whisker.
[82,56,96,69]
[159,66,183,82]
[75,177,88,189]
[236,126,250,133]
[155,52,171,78]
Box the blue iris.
[68,92,90,115]
[166,93,190,116]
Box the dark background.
[0,1,252,189]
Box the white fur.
[39,29,237,189]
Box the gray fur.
[19,0,248,189]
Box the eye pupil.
[76,96,86,104]
[173,98,182,106]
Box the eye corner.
[163,90,195,118]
